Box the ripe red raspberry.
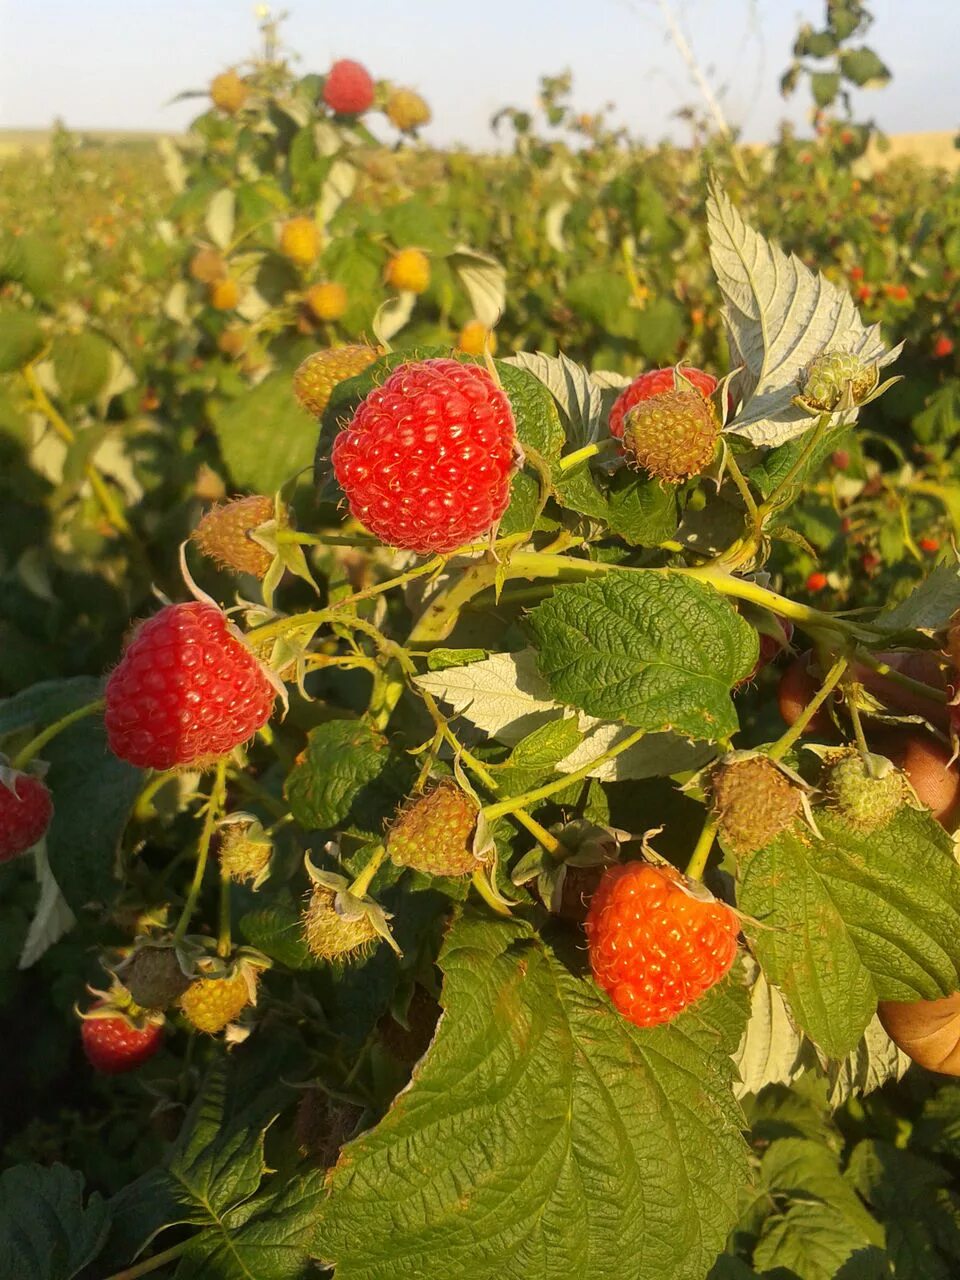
[806,571,828,593]
[323,59,375,115]
[608,366,718,440]
[0,768,53,861]
[81,1004,164,1074]
[920,536,940,554]
[586,862,739,1029]
[104,602,276,769]
[331,358,516,554]
[934,335,955,359]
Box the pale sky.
[0,0,957,146]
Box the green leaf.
[527,571,757,740]
[839,47,892,88]
[315,910,749,1280]
[759,1137,883,1245]
[175,1172,327,1280]
[285,719,388,830]
[448,245,506,328]
[239,904,319,970]
[425,647,488,671]
[567,270,633,336]
[795,27,838,58]
[44,715,143,912]
[708,181,900,447]
[51,332,112,405]
[0,233,64,300]
[737,808,960,1057]
[632,297,684,364]
[0,1164,110,1280]
[604,468,679,545]
[496,361,565,536]
[0,308,45,372]
[846,1140,960,1279]
[753,1202,884,1280]
[212,367,317,493]
[810,71,841,107]
[0,676,103,738]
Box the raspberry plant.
[5,169,960,1279]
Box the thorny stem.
[172,759,228,945]
[101,1241,192,1280]
[483,729,646,820]
[23,363,135,538]
[767,656,848,761]
[11,698,105,769]
[350,845,386,897]
[685,812,720,882]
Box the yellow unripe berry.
[457,320,497,356]
[305,282,348,322]
[386,88,432,132]
[279,217,321,267]
[209,278,242,311]
[210,69,249,115]
[385,248,431,294]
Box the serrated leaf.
[732,961,809,1099]
[414,649,712,780]
[503,350,602,449]
[0,1164,110,1280]
[839,47,891,89]
[285,719,388,830]
[847,1140,960,1280]
[873,563,960,635]
[823,1014,911,1108]
[315,910,749,1280]
[174,1172,326,1280]
[212,368,317,493]
[205,188,236,250]
[737,807,960,1057]
[447,246,506,328]
[527,571,757,740]
[753,1202,883,1280]
[708,181,900,445]
[18,845,76,969]
[239,905,319,970]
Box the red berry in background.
[0,769,53,861]
[860,550,882,574]
[919,536,940,554]
[322,59,375,114]
[832,449,850,470]
[806,571,828,593]
[849,265,864,282]
[934,335,955,359]
[585,862,739,1029]
[104,602,277,770]
[81,1005,163,1074]
[608,366,718,440]
[332,358,516,555]
[856,284,873,302]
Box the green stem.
[350,845,386,897]
[768,656,848,761]
[217,860,232,959]
[557,439,615,473]
[723,444,760,525]
[757,413,831,519]
[11,698,105,769]
[133,769,180,822]
[172,759,228,945]
[274,530,381,548]
[483,729,646,821]
[847,692,872,761]
[854,650,949,705]
[512,807,563,856]
[685,812,720,881]
[101,1240,192,1280]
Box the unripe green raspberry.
[386,780,480,877]
[711,755,803,852]
[823,750,908,832]
[622,387,721,483]
[796,350,878,412]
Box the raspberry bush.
[4,8,960,1279]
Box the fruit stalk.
[768,655,848,760]
[173,758,229,945]
[685,812,720,881]
[12,698,105,769]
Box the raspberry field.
[4,6,960,1278]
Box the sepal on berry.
[217,811,273,888]
[303,858,400,959]
[792,348,899,416]
[512,819,629,919]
